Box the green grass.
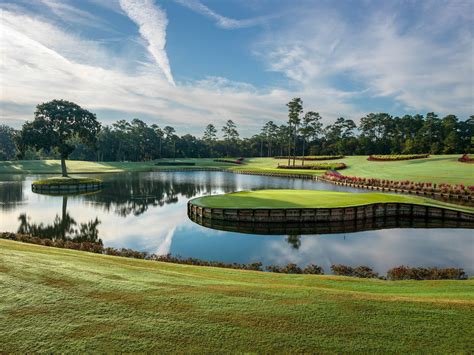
[191,189,474,213]
[0,159,229,174]
[32,176,102,186]
[0,155,473,185]
[0,239,473,352]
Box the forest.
[1,110,472,161]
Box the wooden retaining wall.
[32,182,102,193]
[189,215,474,235]
[188,201,474,223]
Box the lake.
[1,171,473,274]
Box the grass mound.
[32,176,102,186]
[190,189,474,213]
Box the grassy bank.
[0,239,473,352]
[191,190,474,213]
[0,155,472,185]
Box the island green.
[191,189,474,214]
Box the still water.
[1,171,473,274]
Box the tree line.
[0,99,472,164]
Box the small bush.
[266,265,283,273]
[303,264,324,275]
[331,264,354,276]
[281,263,303,274]
[353,265,378,278]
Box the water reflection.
[17,196,101,243]
[0,171,473,274]
[188,215,474,235]
[0,179,24,211]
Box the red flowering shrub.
[322,171,474,197]
[368,154,429,161]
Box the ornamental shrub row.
[368,154,429,161]
[458,154,474,163]
[0,233,466,280]
[386,266,467,280]
[278,162,347,170]
[323,171,474,196]
[274,155,344,160]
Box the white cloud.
[174,0,275,29]
[255,2,473,116]
[0,8,291,134]
[119,0,175,85]
[39,0,108,29]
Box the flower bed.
[213,157,244,164]
[458,154,474,163]
[322,171,474,197]
[274,155,344,160]
[368,154,429,161]
[278,162,347,170]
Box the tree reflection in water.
[84,172,212,217]
[286,235,301,249]
[17,196,101,244]
[0,179,24,211]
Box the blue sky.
[0,0,472,136]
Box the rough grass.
[0,239,473,353]
[32,177,102,185]
[0,155,473,184]
[191,189,474,213]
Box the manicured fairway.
[191,189,474,213]
[0,239,473,352]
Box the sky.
[0,0,472,137]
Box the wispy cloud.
[119,0,175,85]
[174,0,274,29]
[255,1,473,115]
[39,0,108,29]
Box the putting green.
[191,190,474,213]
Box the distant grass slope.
[0,239,473,353]
[191,190,474,213]
[229,155,474,185]
[0,155,472,185]
[0,159,229,174]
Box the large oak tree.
[18,100,101,176]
